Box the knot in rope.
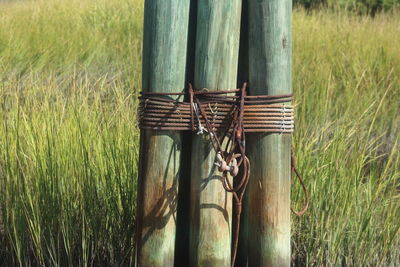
[138,82,308,267]
[215,152,239,177]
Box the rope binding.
[138,82,308,266]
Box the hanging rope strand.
[138,83,308,267]
[291,147,309,216]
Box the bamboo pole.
[189,1,242,266]
[136,1,191,266]
[246,0,292,266]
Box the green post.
[235,0,249,265]
[136,0,190,266]
[189,1,242,266]
[246,0,292,266]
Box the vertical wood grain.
[136,1,191,266]
[235,1,249,265]
[189,1,242,266]
[247,0,292,266]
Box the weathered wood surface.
[246,0,292,266]
[189,1,242,266]
[173,3,198,266]
[235,1,249,265]
[136,1,191,266]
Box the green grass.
[0,0,399,266]
[292,10,400,266]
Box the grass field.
[0,0,399,266]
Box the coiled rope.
[138,83,308,266]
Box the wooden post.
[235,0,249,265]
[189,1,242,266]
[246,0,292,266]
[136,0,191,266]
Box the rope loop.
[291,147,309,216]
[138,83,308,267]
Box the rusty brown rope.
[139,86,294,134]
[291,147,309,216]
[138,83,308,267]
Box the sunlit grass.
[292,9,400,266]
[0,0,399,265]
